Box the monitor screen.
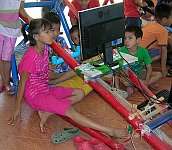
[79,3,125,64]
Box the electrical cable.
[105,49,172,108]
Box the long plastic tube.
[146,109,172,130]
[128,69,154,97]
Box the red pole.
[128,69,154,97]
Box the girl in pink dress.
[8,18,128,139]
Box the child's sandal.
[5,86,14,95]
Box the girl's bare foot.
[38,110,53,132]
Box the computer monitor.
[79,3,125,66]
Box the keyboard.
[137,89,170,111]
[155,89,170,100]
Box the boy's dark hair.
[43,12,60,24]
[143,0,154,8]
[155,3,172,19]
[22,18,52,46]
[125,26,143,39]
[69,24,79,34]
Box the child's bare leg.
[66,106,128,139]
[148,72,162,85]
[3,61,11,87]
[0,60,9,86]
[0,60,5,84]
[68,89,85,105]
[38,110,53,132]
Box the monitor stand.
[103,43,119,67]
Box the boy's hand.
[8,109,22,126]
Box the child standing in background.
[8,18,128,140]
[115,26,162,96]
[124,0,147,27]
[68,0,100,25]
[0,0,32,94]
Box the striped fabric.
[0,9,20,29]
[0,0,24,38]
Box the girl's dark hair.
[22,18,52,46]
[155,3,172,19]
[43,12,60,25]
[125,26,143,39]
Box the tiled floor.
[0,72,172,150]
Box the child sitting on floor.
[8,18,129,140]
[115,26,162,96]
[139,3,172,78]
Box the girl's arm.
[8,71,30,125]
[145,64,152,85]
[19,1,33,22]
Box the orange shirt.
[139,22,168,49]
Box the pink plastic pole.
[63,0,78,18]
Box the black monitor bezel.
[78,2,125,61]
